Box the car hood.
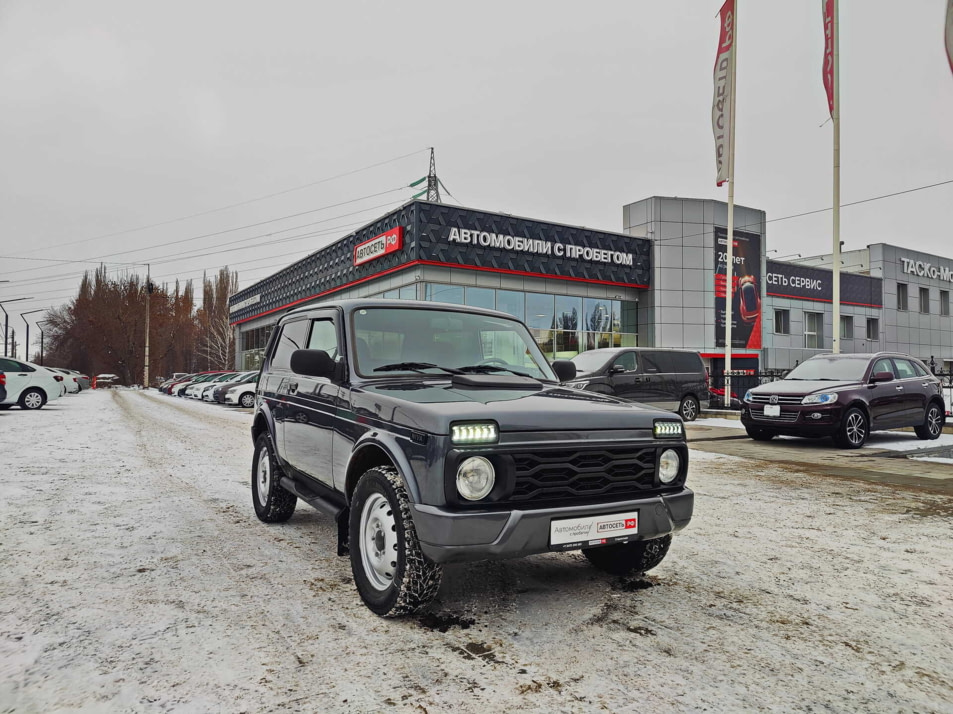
[354,380,672,434]
[751,379,857,396]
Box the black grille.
[750,394,803,405]
[508,447,660,506]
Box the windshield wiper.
[373,362,463,375]
[457,364,534,379]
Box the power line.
[15,148,430,257]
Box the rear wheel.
[834,407,868,449]
[745,426,776,441]
[914,402,944,440]
[239,392,256,408]
[19,388,45,410]
[349,467,442,617]
[678,395,699,422]
[583,535,672,576]
[251,434,297,522]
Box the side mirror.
[869,371,894,384]
[552,360,577,382]
[608,364,625,375]
[290,349,336,379]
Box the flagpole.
[724,0,738,407]
[832,0,841,354]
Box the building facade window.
[919,287,930,314]
[866,318,879,341]
[840,315,853,339]
[897,283,908,311]
[941,290,950,316]
[804,311,823,349]
[774,309,790,334]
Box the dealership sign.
[229,293,260,313]
[447,227,634,266]
[354,227,403,266]
[766,260,882,307]
[901,257,953,284]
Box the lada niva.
[250,299,693,616]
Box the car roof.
[281,298,516,322]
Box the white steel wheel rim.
[846,412,866,445]
[257,448,272,504]
[681,399,697,420]
[24,392,42,409]
[927,407,942,436]
[241,393,255,408]
[359,492,398,591]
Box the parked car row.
[156,370,259,408]
[0,358,90,410]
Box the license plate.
[549,511,638,551]
[764,404,781,417]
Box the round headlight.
[659,449,680,484]
[456,456,495,501]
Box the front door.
[0,358,36,402]
[867,357,903,428]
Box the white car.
[225,379,258,408]
[0,357,66,410]
[202,371,257,402]
[49,367,81,394]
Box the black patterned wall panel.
[229,203,418,323]
[229,200,653,323]
[416,203,651,288]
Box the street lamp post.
[36,320,48,365]
[0,297,35,357]
[21,309,45,363]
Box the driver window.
[307,319,338,360]
[871,358,895,377]
[613,352,638,373]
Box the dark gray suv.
[250,299,694,616]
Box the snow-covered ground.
[2,390,952,713]
[697,415,953,453]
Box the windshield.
[785,355,870,382]
[570,351,613,373]
[352,307,557,381]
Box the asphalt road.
[1,390,951,713]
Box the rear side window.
[672,352,703,373]
[270,320,311,371]
[892,359,917,380]
[0,359,32,372]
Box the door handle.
[894,385,904,391]
[288,381,298,395]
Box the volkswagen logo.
[769,395,779,405]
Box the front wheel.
[834,407,868,449]
[19,388,45,410]
[583,535,672,576]
[349,467,442,617]
[251,434,297,522]
[914,402,944,440]
[678,395,699,422]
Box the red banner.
[822,0,835,117]
[712,0,735,187]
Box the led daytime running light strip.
[451,423,498,444]
[654,421,683,437]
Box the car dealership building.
[229,196,953,374]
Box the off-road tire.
[349,466,442,617]
[239,392,256,409]
[252,434,297,522]
[914,402,944,440]
[678,395,700,422]
[583,535,672,576]
[833,407,868,449]
[18,388,46,410]
[745,426,776,441]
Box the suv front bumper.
[411,488,693,564]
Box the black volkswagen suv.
[742,352,945,448]
[251,299,694,616]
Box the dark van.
[566,348,708,421]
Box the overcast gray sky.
[1,0,951,327]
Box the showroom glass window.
[919,287,930,314]
[942,290,950,316]
[866,318,879,341]
[840,316,853,339]
[804,312,823,349]
[897,283,908,311]
[774,309,790,334]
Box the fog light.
[659,449,680,483]
[456,457,495,500]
